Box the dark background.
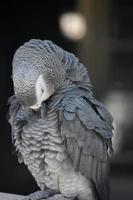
[0,1,133,200]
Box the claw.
[22,190,55,200]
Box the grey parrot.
[8,39,113,200]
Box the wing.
[58,94,113,200]
[8,95,31,163]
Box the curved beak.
[30,101,47,118]
[30,104,41,111]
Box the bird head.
[12,39,66,110]
[12,39,91,111]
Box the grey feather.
[58,87,113,200]
[8,96,24,162]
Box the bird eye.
[41,88,44,93]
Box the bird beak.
[30,102,47,118]
[41,101,47,118]
[30,104,41,111]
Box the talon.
[22,190,55,200]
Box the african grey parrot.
[8,39,113,200]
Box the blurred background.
[0,0,133,199]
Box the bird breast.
[16,108,67,191]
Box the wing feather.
[59,94,113,200]
[8,95,32,163]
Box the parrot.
[8,39,113,200]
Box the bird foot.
[22,190,55,200]
[45,194,72,200]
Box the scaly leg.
[23,189,56,200]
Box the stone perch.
[0,193,23,200]
[0,193,71,200]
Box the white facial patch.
[30,74,49,110]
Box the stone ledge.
[0,192,71,200]
[0,192,24,200]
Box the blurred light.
[59,12,87,41]
[104,91,133,154]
